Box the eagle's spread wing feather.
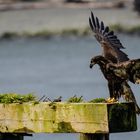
[123,59,140,83]
[107,58,140,83]
[89,11,129,62]
[89,11,124,49]
[115,48,129,62]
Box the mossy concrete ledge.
[0,102,137,133]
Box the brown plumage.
[106,58,140,114]
[90,55,140,114]
[90,55,123,99]
[107,58,140,84]
[89,11,130,98]
[89,12,140,114]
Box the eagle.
[90,55,140,114]
[90,55,125,100]
[89,12,140,114]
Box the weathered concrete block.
[0,102,137,133]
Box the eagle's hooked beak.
[89,62,95,69]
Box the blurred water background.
[0,0,140,140]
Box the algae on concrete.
[108,102,137,133]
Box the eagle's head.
[90,55,109,68]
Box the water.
[0,35,139,140]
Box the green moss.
[67,95,83,103]
[89,98,106,103]
[55,122,75,132]
[49,103,57,110]
[0,93,36,104]
[33,101,39,105]
[108,103,137,132]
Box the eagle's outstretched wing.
[121,58,140,84]
[130,59,140,84]
[107,58,140,84]
[89,11,129,62]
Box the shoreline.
[1,24,140,40]
[0,1,140,39]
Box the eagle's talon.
[106,97,118,103]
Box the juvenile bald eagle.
[90,55,140,114]
[89,11,130,97]
[89,12,140,114]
